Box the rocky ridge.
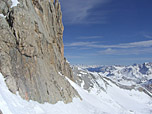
[0,0,80,104]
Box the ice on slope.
[0,14,6,18]
[0,0,19,18]
[11,0,19,8]
[0,73,152,114]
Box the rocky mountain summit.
[0,0,80,104]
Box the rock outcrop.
[0,0,80,104]
[0,109,2,114]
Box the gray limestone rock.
[0,0,80,104]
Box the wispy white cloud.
[99,48,116,54]
[144,35,152,39]
[65,40,152,55]
[128,40,152,47]
[78,36,104,39]
[99,48,152,55]
[65,42,97,46]
[60,0,110,24]
[90,40,152,48]
[65,40,152,49]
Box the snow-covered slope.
[11,0,19,8]
[1,66,152,114]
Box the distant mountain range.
[72,62,152,95]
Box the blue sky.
[60,0,152,65]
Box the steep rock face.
[0,0,80,104]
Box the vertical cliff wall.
[0,0,80,104]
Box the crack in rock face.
[0,0,81,104]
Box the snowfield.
[0,72,152,114]
[0,0,19,18]
[11,0,19,8]
[0,14,6,18]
